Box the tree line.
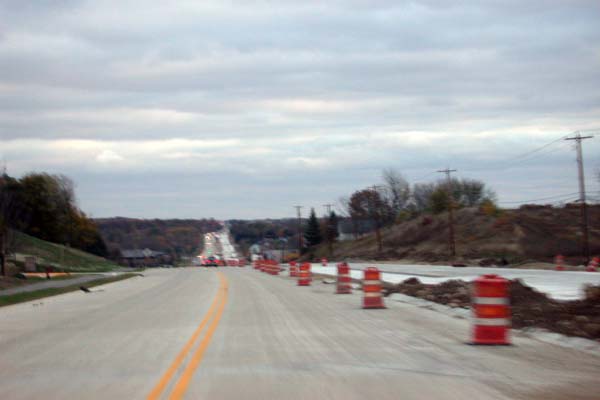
[0,173,109,269]
[339,168,496,237]
[298,168,496,255]
[95,217,222,261]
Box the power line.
[462,140,571,174]
[497,192,580,204]
[508,134,569,162]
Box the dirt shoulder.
[386,278,600,341]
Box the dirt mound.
[387,278,600,340]
[329,204,600,265]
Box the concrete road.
[0,268,599,399]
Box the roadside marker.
[555,255,565,271]
[471,274,511,345]
[297,263,311,286]
[362,267,385,309]
[289,261,298,277]
[586,256,598,272]
[336,262,352,294]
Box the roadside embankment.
[0,273,142,307]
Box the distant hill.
[309,204,600,265]
[95,218,222,261]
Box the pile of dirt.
[327,204,600,265]
[386,278,600,340]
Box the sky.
[1,0,599,219]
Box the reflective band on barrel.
[473,318,510,326]
[473,297,509,305]
[363,280,381,285]
[364,292,382,297]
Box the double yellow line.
[147,272,228,400]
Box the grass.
[0,273,141,307]
[11,230,119,272]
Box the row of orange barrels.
[223,259,247,267]
[555,255,599,272]
[254,260,512,346]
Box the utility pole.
[0,162,6,276]
[369,185,384,254]
[437,168,457,259]
[294,205,303,254]
[565,132,593,263]
[323,203,334,256]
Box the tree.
[429,188,450,214]
[412,183,436,212]
[413,178,496,213]
[348,188,392,253]
[304,208,322,248]
[381,168,410,220]
[323,211,339,255]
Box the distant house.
[119,248,171,267]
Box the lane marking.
[168,274,229,400]
[147,272,226,400]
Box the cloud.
[0,0,599,217]
[96,150,124,163]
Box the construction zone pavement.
[0,267,599,399]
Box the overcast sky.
[1,0,599,219]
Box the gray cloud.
[0,0,599,217]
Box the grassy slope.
[12,231,119,272]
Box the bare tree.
[412,182,436,212]
[381,168,410,220]
[348,188,392,253]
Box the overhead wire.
[497,192,580,204]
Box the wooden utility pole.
[294,205,303,253]
[565,132,593,263]
[0,229,5,277]
[437,168,457,258]
[369,185,384,254]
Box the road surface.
[0,267,599,399]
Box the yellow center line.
[147,272,227,400]
[168,274,229,400]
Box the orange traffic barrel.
[362,267,385,308]
[586,256,598,272]
[555,255,565,271]
[336,262,352,294]
[298,263,311,286]
[471,274,511,345]
[271,260,280,275]
[289,261,298,277]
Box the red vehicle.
[202,256,219,267]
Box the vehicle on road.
[202,256,219,267]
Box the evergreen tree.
[304,208,322,247]
[326,211,338,243]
